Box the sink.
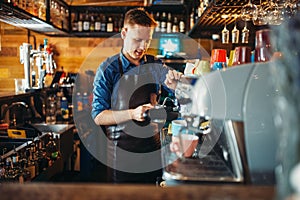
[30,123,74,134]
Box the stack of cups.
[255,29,273,62]
[232,46,252,66]
[210,49,227,71]
[170,119,199,158]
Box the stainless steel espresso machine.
[162,61,279,185]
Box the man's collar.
[120,51,147,69]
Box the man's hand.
[131,103,153,121]
[164,70,183,90]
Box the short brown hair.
[124,7,157,27]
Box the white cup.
[170,133,199,158]
[171,119,187,137]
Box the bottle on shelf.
[100,15,107,32]
[61,96,69,120]
[38,0,46,20]
[82,92,89,111]
[95,14,101,32]
[64,8,69,30]
[76,92,83,111]
[166,13,172,33]
[190,9,195,31]
[107,17,113,32]
[114,17,119,32]
[83,11,90,32]
[160,12,167,33]
[179,17,185,33]
[155,12,161,32]
[60,6,65,29]
[77,13,83,32]
[90,14,95,32]
[71,12,78,32]
[172,17,179,33]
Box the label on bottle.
[61,97,69,120]
[95,21,101,31]
[83,21,90,31]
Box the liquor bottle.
[72,12,78,32]
[172,17,179,33]
[95,14,101,32]
[61,96,69,120]
[100,15,107,32]
[77,13,83,32]
[38,0,46,20]
[166,13,172,33]
[90,14,95,32]
[60,6,65,29]
[179,17,185,33]
[64,8,69,30]
[155,12,160,32]
[107,17,113,32]
[83,11,90,32]
[50,0,55,24]
[114,17,119,32]
[189,9,194,31]
[76,92,83,111]
[82,92,89,111]
[160,12,167,33]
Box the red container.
[210,49,227,67]
[255,29,273,62]
[233,46,252,66]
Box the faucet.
[0,102,32,127]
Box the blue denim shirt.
[91,52,171,119]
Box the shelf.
[70,31,120,37]
[0,2,69,36]
[188,0,261,38]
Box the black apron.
[106,56,162,184]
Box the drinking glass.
[221,23,229,44]
[252,0,268,25]
[231,24,239,44]
[265,0,283,25]
[241,0,257,21]
[283,0,298,19]
[241,21,249,44]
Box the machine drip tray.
[163,150,239,182]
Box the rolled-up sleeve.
[91,57,119,119]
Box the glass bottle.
[77,13,83,32]
[83,11,90,32]
[107,17,113,32]
[90,14,95,32]
[95,14,101,32]
[100,15,107,32]
[155,12,160,32]
[160,12,167,33]
[179,17,185,33]
[172,17,179,33]
[38,0,46,20]
[166,13,172,33]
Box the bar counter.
[0,183,275,200]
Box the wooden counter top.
[0,183,275,200]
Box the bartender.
[91,7,182,184]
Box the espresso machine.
[162,61,279,185]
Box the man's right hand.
[131,103,153,121]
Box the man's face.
[121,24,154,63]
